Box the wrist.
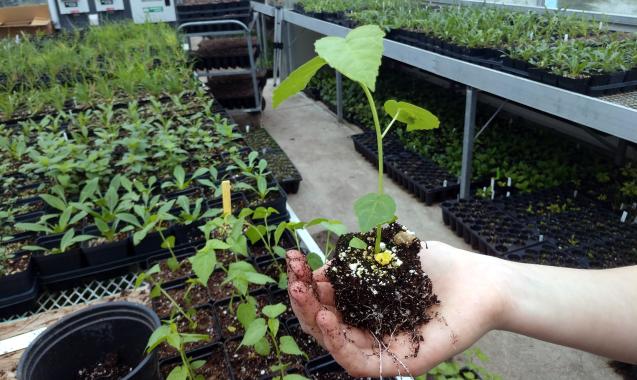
[477,255,520,332]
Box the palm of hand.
[287,241,506,377]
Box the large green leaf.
[188,249,216,285]
[314,25,385,91]
[353,193,396,232]
[262,303,286,319]
[240,318,267,347]
[279,335,306,357]
[273,56,327,109]
[383,100,440,131]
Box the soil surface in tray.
[326,223,439,351]
[307,371,363,380]
[207,270,260,301]
[226,339,304,380]
[216,293,269,337]
[197,37,257,57]
[151,258,193,283]
[161,345,230,380]
[158,307,219,359]
[287,324,327,359]
[76,353,132,380]
[153,285,210,318]
[2,254,30,276]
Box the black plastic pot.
[133,227,174,258]
[558,76,590,94]
[0,253,35,297]
[81,225,131,266]
[17,302,161,380]
[33,248,84,276]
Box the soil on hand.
[153,285,210,318]
[76,352,132,380]
[160,346,230,380]
[225,339,304,380]
[158,306,219,359]
[326,223,439,353]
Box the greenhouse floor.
[254,81,620,380]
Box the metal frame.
[252,2,637,198]
[178,18,262,113]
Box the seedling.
[146,321,209,380]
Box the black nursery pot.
[133,227,174,258]
[558,76,590,94]
[0,253,35,297]
[81,226,131,266]
[17,302,161,380]
[32,248,84,276]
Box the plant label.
[507,177,512,187]
[490,178,495,189]
[443,180,448,187]
[621,211,628,223]
[506,191,511,198]
[539,235,544,242]
[564,34,569,41]
[222,180,232,216]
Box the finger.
[315,282,335,306]
[313,263,330,282]
[316,310,370,377]
[286,250,312,284]
[288,281,324,342]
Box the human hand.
[286,242,512,377]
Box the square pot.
[81,226,131,266]
[33,248,84,276]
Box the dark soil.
[197,37,257,57]
[158,306,219,359]
[307,371,363,380]
[1,254,30,276]
[160,345,230,380]
[326,223,439,354]
[76,353,132,380]
[151,258,193,283]
[287,324,327,359]
[207,270,260,301]
[216,293,269,338]
[86,233,127,248]
[225,339,304,380]
[153,284,210,319]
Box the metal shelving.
[252,1,637,198]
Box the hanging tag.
[564,34,569,41]
[443,180,448,187]
[221,180,232,216]
[539,235,544,242]
[620,211,628,223]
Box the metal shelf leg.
[460,87,478,199]
[336,71,343,122]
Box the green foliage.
[354,193,397,232]
[273,56,327,108]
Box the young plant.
[238,303,308,380]
[24,228,93,255]
[273,25,439,254]
[146,321,209,380]
[161,165,208,193]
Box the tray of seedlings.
[293,0,637,96]
[206,69,268,110]
[245,128,303,194]
[177,0,252,33]
[192,37,260,71]
[352,132,459,205]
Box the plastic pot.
[17,302,161,380]
[81,225,131,266]
[0,253,35,297]
[33,248,84,276]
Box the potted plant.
[273,24,441,364]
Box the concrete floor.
[246,81,620,380]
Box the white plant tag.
[539,235,544,242]
[621,211,628,223]
[443,180,448,187]
[490,178,495,189]
[246,125,250,133]
[564,34,569,41]
[182,43,189,51]
[491,190,495,200]
[599,21,603,30]
[63,132,69,141]
[506,191,511,197]
[507,177,512,187]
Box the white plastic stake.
[506,191,511,197]
[62,132,69,141]
[564,34,569,41]
[621,211,628,223]
[539,235,544,242]
[507,177,512,187]
[443,180,448,187]
[246,125,251,134]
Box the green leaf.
[278,272,288,289]
[314,25,385,91]
[40,194,66,211]
[161,235,175,250]
[262,303,286,319]
[166,365,188,380]
[320,220,347,236]
[306,252,324,271]
[268,317,280,336]
[244,272,276,285]
[254,336,271,356]
[353,193,396,232]
[273,245,287,258]
[282,375,311,380]
[273,56,327,109]
[279,335,305,357]
[188,250,216,285]
[146,325,170,352]
[348,237,368,250]
[384,100,440,131]
[150,284,161,298]
[240,318,267,347]
[191,360,207,370]
[237,302,256,330]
